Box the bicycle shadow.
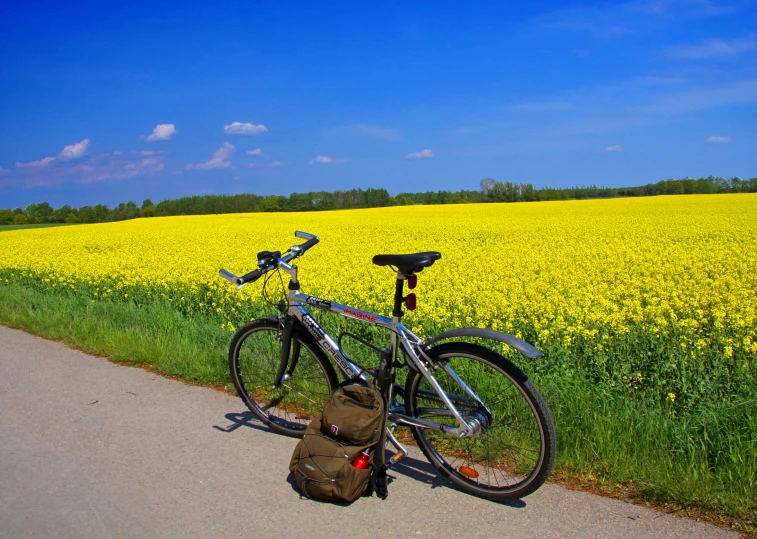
[215,411,526,508]
[213,410,273,434]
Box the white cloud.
[15,156,56,169]
[406,149,434,159]
[246,148,264,156]
[7,151,168,188]
[267,161,287,168]
[0,167,8,176]
[144,124,178,142]
[224,122,268,135]
[245,163,258,168]
[188,142,235,170]
[309,155,345,164]
[667,34,757,59]
[58,138,90,160]
[706,135,731,143]
[605,144,624,152]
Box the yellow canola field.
[1,194,756,365]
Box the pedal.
[384,423,408,468]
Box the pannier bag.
[289,379,385,503]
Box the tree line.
[2,176,756,226]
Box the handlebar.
[219,231,319,289]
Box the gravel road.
[0,325,739,538]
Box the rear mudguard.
[422,327,542,359]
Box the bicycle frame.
[276,260,485,440]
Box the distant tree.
[93,204,110,222]
[312,191,335,211]
[52,205,73,223]
[521,183,538,202]
[262,196,284,212]
[13,213,27,225]
[65,213,79,224]
[0,209,14,225]
[480,178,496,195]
[78,206,95,223]
[112,201,139,221]
[26,202,54,223]
[729,176,745,192]
[364,188,392,208]
[695,178,717,194]
[140,198,156,217]
[667,181,684,195]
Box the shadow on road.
[214,410,526,508]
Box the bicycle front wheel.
[229,318,338,438]
[404,342,556,500]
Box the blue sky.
[1,0,755,209]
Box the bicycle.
[220,231,556,501]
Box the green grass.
[0,280,754,532]
[0,223,74,232]
[0,280,230,384]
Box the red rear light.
[408,275,417,289]
[352,452,371,470]
[406,293,416,310]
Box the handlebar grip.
[301,236,319,252]
[237,269,263,285]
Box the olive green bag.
[289,380,385,503]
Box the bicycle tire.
[404,342,556,500]
[229,318,338,438]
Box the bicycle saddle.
[372,252,442,275]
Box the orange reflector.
[459,466,479,479]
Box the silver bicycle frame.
[277,261,481,439]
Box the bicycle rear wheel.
[229,318,338,437]
[404,342,556,500]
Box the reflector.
[408,275,417,289]
[458,466,479,479]
[406,293,416,310]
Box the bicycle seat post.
[392,275,406,320]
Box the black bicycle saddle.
[372,252,442,274]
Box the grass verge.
[0,281,231,385]
[0,223,73,232]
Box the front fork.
[272,316,301,388]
